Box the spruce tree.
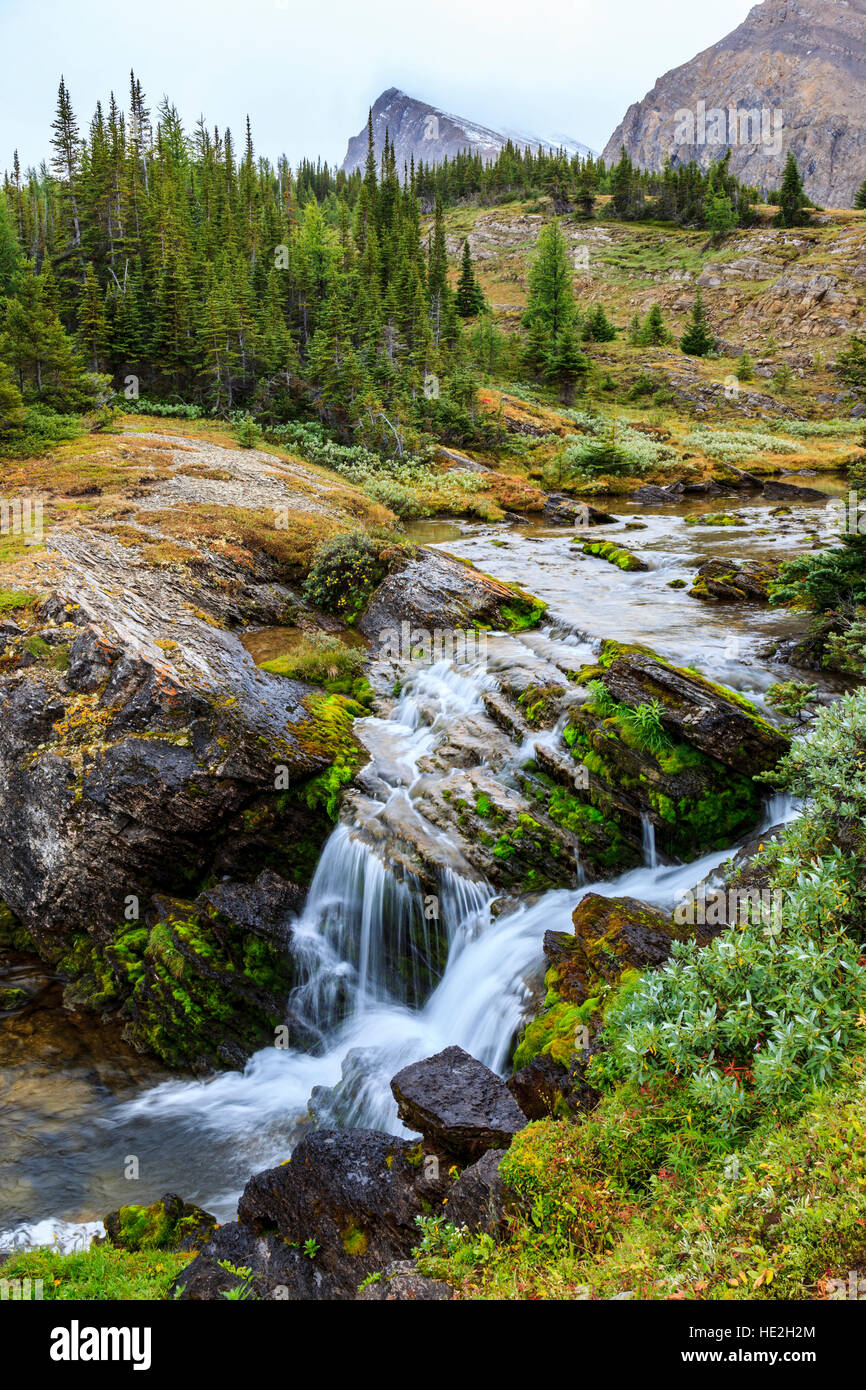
[854,178,866,210]
[680,291,715,357]
[523,220,575,339]
[582,303,616,342]
[455,239,485,317]
[546,324,589,403]
[776,152,809,228]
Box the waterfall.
[112,622,804,1224]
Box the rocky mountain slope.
[602,0,866,207]
[342,88,594,175]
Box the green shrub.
[302,531,386,619]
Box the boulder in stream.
[688,558,779,603]
[391,1045,527,1161]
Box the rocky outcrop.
[391,1045,527,1162]
[341,88,593,177]
[0,435,380,1070]
[359,547,545,649]
[602,0,866,207]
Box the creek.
[0,484,847,1250]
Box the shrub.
[684,427,803,463]
[302,531,387,620]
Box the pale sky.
[0,0,757,172]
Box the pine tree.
[0,360,26,437]
[855,178,866,210]
[637,304,671,346]
[455,240,485,317]
[0,197,23,297]
[776,152,809,228]
[1,262,96,408]
[680,291,715,357]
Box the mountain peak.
[342,89,594,175]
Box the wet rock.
[508,1052,597,1120]
[442,1148,509,1236]
[688,558,778,603]
[359,548,544,650]
[391,1045,527,1161]
[237,1130,427,1297]
[578,538,649,572]
[104,1192,217,1253]
[543,494,618,526]
[0,986,28,1011]
[597,640,788,774]
[355,1260,453,1300]
[629,483,684,504]
[170,1221,324,1301]
[543,892,686,1006]
[197,868,303,944]
[761,478,828,501]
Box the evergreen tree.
[636,304,671,346]
[582,303,616,342]
[855,178,866,211]
[776,152,809,228]
[455,239,485,317]
[546,324,589,403]
[0,360,26,437]
[680,291,715,357]
[523,220,575,338]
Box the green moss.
[578,539,647,572]
[0,901,35,952]
[340,1223,369,1257]
[0,589,38,614]
[294,692,367,820]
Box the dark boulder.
[508,1052,598,1120]
[355,1260,453,1301]
[442,1148,510,1237]
[390,1044,527,1162]
[237,1129,427,1297]
[169,1221,324,1301]
[543,494,618,527]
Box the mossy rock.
[577,539,649,572]
[104,1193,217,1253]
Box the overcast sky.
[0,0,757,172]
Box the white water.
[109,639,796,1223]
[640,812,658,869]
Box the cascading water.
[109,630,797,1225]
[641,812,658,869]
[1,496,830,1247]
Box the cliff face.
[602,0,866,206]
[342,88,593,175]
